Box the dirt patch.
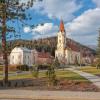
[15,78,100,92]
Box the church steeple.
[55,19,66,61]
[59,20,65,32]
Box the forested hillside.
[0,37,96,56]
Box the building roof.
[67,40,80,52]
[38,52,52,58]
[59,20,65,32]
[11,47,31,53]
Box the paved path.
[0,90,100,100]
[68,68,100,88]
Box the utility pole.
[0,0,8,84]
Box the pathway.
[0,90,100,100]
[68,68,100,88]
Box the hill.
[0,36,94,57]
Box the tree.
[96,29,100,69]
[30,64,39,78]
[53,57,60,68]
[0,0,42,84]
[46,64,57,87]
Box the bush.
[9,65,18,71]
[37,64,50,70]
[16,65,29,71]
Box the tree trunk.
[1,2,8,84]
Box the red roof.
[60,20,65,32]
[38,52,51,58]
[67,41,80,52]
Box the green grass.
[0,70,89,82]
[37,70,88,82]
[55,70,88,82]
[9,74,32,80]
[79,66,100,75]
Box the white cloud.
[33,0,82,21]
[24,27,31,33]
[32,23,58,39]
[65,8,100,45]
[92,0,100,7]
[19,0,31,4]
[23,0,100,45]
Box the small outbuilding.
[10,47,32,67]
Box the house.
[31,49,38,64]
[10,47,53,67]
[10,47,33,67]
[55,20,94,65]
[31,49,54,65]
[36,51,54,65]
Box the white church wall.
[10,48,23,65]
[10,47,33,67]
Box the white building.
[10,47,33,67]
[31,49,38,64]
[55,20,81,64]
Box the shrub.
[37,64,50,70]
[16,65,29,71]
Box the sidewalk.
[0,90,100,100]
[68,68,100,88]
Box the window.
[59,39,62,43]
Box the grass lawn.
[0,69,89,82]
[79,66,100,75]
[39,70,88,82]
[8,74,32,80]
[56,70,88,82]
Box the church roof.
[67,41,80,52]
[59,20,65,32]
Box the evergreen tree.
[53,57,60,68]
[46,64,57,87]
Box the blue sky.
[8,0,100,46]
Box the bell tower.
[57,20,66,51]
[55,20,66,61]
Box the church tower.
[57,20,66,50]
[55,20,66,60]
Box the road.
[0,90,100,100]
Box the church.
[55,20,93,65]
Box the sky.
[11,0,100,46]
